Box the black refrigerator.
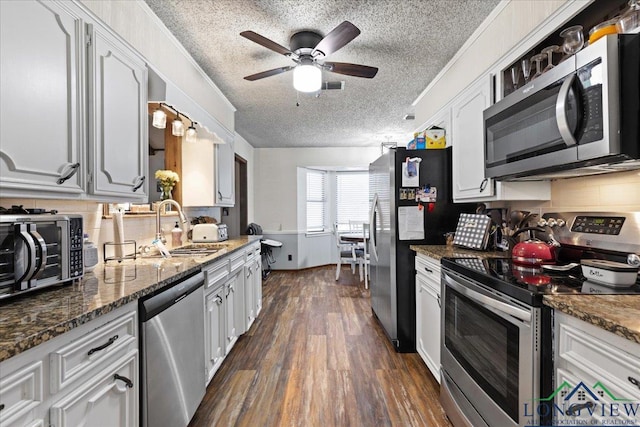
[368,147,475,352]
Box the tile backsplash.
[504,170,640,216]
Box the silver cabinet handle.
[556,73,578,147]
[215,295,223,305]
[132,176,145,192]
[57,162,80,185]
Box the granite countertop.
[0,236,260,362]
[544,294,640,345]
[410,244,507,261]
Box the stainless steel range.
[440,211,640,427]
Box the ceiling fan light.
[152,108,167,129]
[172,118,185,137]
[293,64,321,93]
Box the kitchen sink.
[140,243,227,258]
[169,246,220,256]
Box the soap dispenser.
[171,222,183,247]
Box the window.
[335,171,370,228]
[306,170,326,232]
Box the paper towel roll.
[112,210,125,259]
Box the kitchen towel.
[112,210,125,259]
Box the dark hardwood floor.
[189,266,451,426]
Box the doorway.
[226,154,247,237]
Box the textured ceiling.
[144,0,500,148]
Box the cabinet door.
[254,257,263,317]
[205,288,225,383]
[416,275,441,382]
[244,265,255,330]
[49,352,137,427]
[452,75,494,200]
[215,137,235,206]
[232,270,246,337]
[88,24,147,199]
[0,0,84,196]
[225,279,237,353]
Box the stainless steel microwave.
[0,214,84,300]
[484,34,639,181]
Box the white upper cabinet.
[87,23,148,199]
[0,0,148,201]
[0,0,84,196]
[215,135,235,206]
[441,74,550,202]
[451,75,494,200]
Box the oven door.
[440,268,539,427]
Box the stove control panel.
[570,216,625,235]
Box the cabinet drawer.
[50,311,137,393]
[415,255,441,287]
[205,257,230,289]
[229,250,245,273]
[557,317,640,400]
[0,361,43,426]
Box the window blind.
[306,170,326,232]
[336,172,370,227]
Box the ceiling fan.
[240,21,378,92]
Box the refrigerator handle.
[369,193,379,261]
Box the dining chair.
[334,222,359,280]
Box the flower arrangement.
[155,169,179,200]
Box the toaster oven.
[0,214,83,300]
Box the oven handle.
[556,73,578,147]
[27,225,47,279]
[443,273,531,323]
[15,225,37,286]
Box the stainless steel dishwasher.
[139,271,205,427]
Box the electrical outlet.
[288,254,292,261]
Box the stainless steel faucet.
[155,199,188,242]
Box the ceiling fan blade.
[243,66,295,81]
[325,62,378,78]
[312,21,360,57]
[240,31,293,56]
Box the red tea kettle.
[511,227,559,266]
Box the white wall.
[254,147,381,232]
[254,146,381,270]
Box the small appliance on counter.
[191,223,228,242]
[0,209,84,300]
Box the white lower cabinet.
[0,303,138,427]
[205,283,227,383]
[49,351,137,427]
[554,311,640,424]
[415,253,441,383]
[244,243,263,330]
